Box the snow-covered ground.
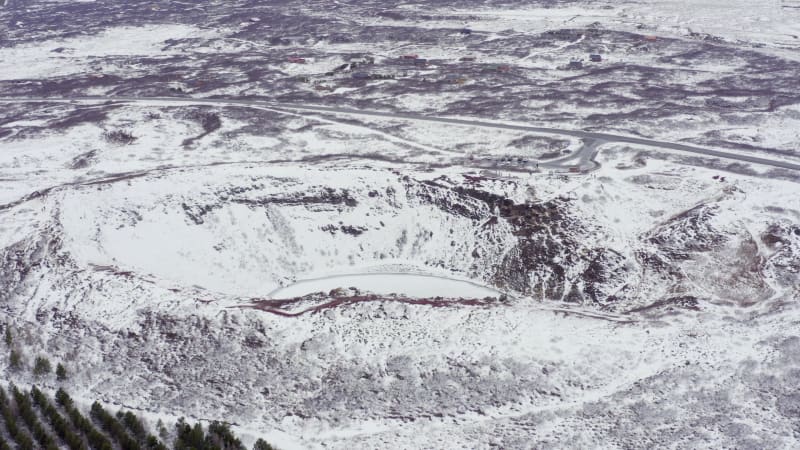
[0,0,799,448]
[0,24,223,80]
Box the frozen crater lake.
[269,273,503,299]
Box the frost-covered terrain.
[1,0,799,449]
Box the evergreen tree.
[118,410,147,441]
[174,418,209,450]
[253,438,277,450]
[56,390,113,450]
[33,356,52,376]
[144,435,169,450]
[55,388,74,409]
[11,387,247,450]
[157,418,169,441]
[207,421,244,450]
[90,402,141,450]
[30,386,86,450]
[0,385,35,450]
[113,409,167,449]
[56,362,68,381]
[11,385,59,450]
[8,349,22,370]
[3,327,11,346]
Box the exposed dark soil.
[3,0,799,150]
[238,294,503,317]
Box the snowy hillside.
[0,0,799,449]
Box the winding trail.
[2,95,800,172]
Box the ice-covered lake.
[269,273,502,299]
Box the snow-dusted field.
[1,0,799,448]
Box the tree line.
[2,324,277,450]
[0,385,277,450]
[4,324,68,381]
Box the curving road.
[2,95,800,172]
